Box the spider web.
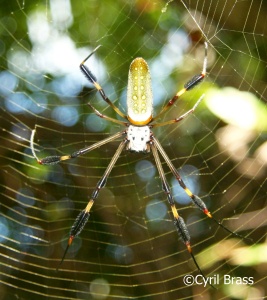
[1,0,267,299]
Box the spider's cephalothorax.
[126,125,150,152]
[31,42,248,286]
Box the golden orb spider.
[31,42,245,284]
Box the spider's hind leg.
[151,41,208,123]
[80,46,127,120]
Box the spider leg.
[87,102,128,126]
[80,46,127,120]
[150,142,214,288]
[151,94,204,128]
[30,128,126,165]
[152,136,248,240]
[152,42,208,122]
[57,138,128,270]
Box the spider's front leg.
[150,141,213,287]
[152,136,250,240]
[57,139,128,269]
[30,128,126,165]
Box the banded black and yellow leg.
[152,42,208,123]
[80,46,127,120]
[151,142,212,285]
[30,128,126,165]
[152,136,247,240]
[57,139,128,269]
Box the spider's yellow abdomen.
[127,58,153,125]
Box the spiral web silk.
[0,1,267,299]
